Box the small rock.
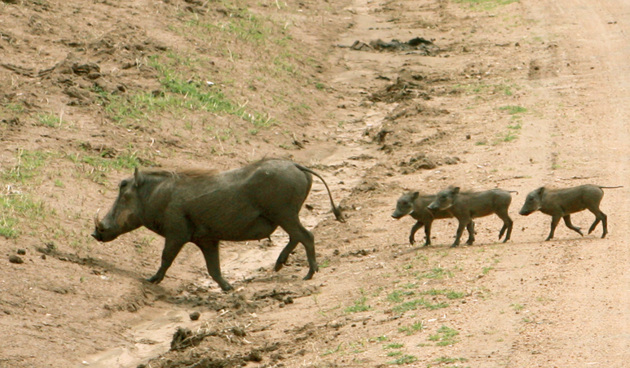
[284,296,294,304]
[9,255,24,264]
[189,311,200,321]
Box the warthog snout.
[91,209,119,242]
[519,208,533,216]
[91,230,102,241]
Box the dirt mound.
[370,71,432,103]
[348,36,440,56]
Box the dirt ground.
[2,0,630,367]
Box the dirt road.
[497,0,630,365]
[2,0,630,366]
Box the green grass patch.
[452,0,519,11]
[388,354,418,365]
[1,102,25,115]
[419,267,453,280]
[493,120,523,145]
[1,149,49,183]
[499,105,527,115]
[97,54,277,129]
[498,131,518,143]
[370,335,389,343]
[398,321,424,336]
[182,5,273,45]
[429,326,460,346]
[345,293,371,313]
[508,122,522,130]
[383,343,404,350]
[0,212,19,238]
[321,343,343,356]
[174,3,306,84]
[36,113,64,128]
[428,356,469,367]
[0,194,47,238]
[387,289,415,303]
[67,147,147,184]
[421,289,466,299]
[392,298,449,314]
[79,151,142,171]
[387,287,464,315]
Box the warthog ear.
[411,191,419,199]
[536,187,545,196]
[451,187,460,195]
[134,167,144,187]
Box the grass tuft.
[429,326,460,346]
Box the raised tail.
[599,185,623,189]
[295,164,345,223]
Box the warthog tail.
[296,164,345,223]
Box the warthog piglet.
[519,184,622,240]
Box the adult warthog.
[92,159,344,291]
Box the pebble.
[9,255,24,264]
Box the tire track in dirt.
[499,0,630,366]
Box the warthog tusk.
[94,209,101,229]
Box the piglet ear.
[134,167,144,187]
[411,191,419,200]
[536,187,545,196]
[452,187,460,195]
